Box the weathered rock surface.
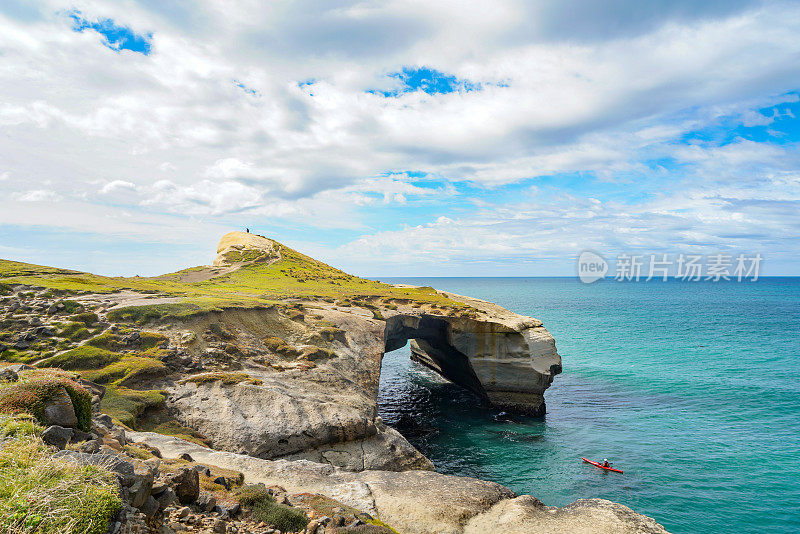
[386,302,561,416]
[464,495,669,534]
[213,231,279,267]
[129,431,669,534]
[43,387,79,428]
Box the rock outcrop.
[385,302,561,416]
[213,231,279,267]
[129,431,669,534]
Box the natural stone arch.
[383,313,562,416]
[384,314,487,399]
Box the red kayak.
[582,457,624,474]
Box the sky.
[2,0,800,277]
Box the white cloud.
[12,189,61,202]
[1,1,800,273]
[100,180,137,194]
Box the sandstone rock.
[69,429,93,443]
[41,425,73,449]
[213,231,278,267]
[127,468,154,508]
[5,363,34,374]
[79,439,101,454]
[43,388,78,428]
[212,518,227,533]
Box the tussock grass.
[236,485,309,533]
[0,437,121,534]
[0,414,42,438]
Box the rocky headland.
[0,232,668,533]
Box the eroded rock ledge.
[129,431,669,534]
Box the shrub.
[0,370,92,432]
[236,485,309,532]
[0,437,121,534]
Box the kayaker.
[602,459,611,468]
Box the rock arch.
[383,313,562,416]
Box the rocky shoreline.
[0,232,669,533]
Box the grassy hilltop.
[0,233,464,322]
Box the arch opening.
[383,314,487,400]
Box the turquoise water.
[377,278,800,533]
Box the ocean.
[377,277,800,534]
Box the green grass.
[100,385,165,429]
[138,417,211,447]
[0,414,43,438]
[0,369,92,432]
[83,356,167,387]
[69,312,99,326]
[41,346,122,371]
[86,331,167,351]
[58,322,93,342]
[0,349,40,364]
[236,485,309,532]
[182,372,262,386]
[0,436,121,534]
[0,236,468,327]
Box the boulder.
[5,363,33,374]
[139,495,159,518]
[166,467,199,505]
[53,451,134,476]
[79,439,102,454]
[0,367,18,382]
[43,388,78,428]
[196,492,216,512]
[127,468,155,508]
[156,487,177,511]
[41,425,73,449]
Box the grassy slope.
[0,238,462,316]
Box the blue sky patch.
[371,67,484,97]
[70,11,152,55]
[235,80,260,97]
